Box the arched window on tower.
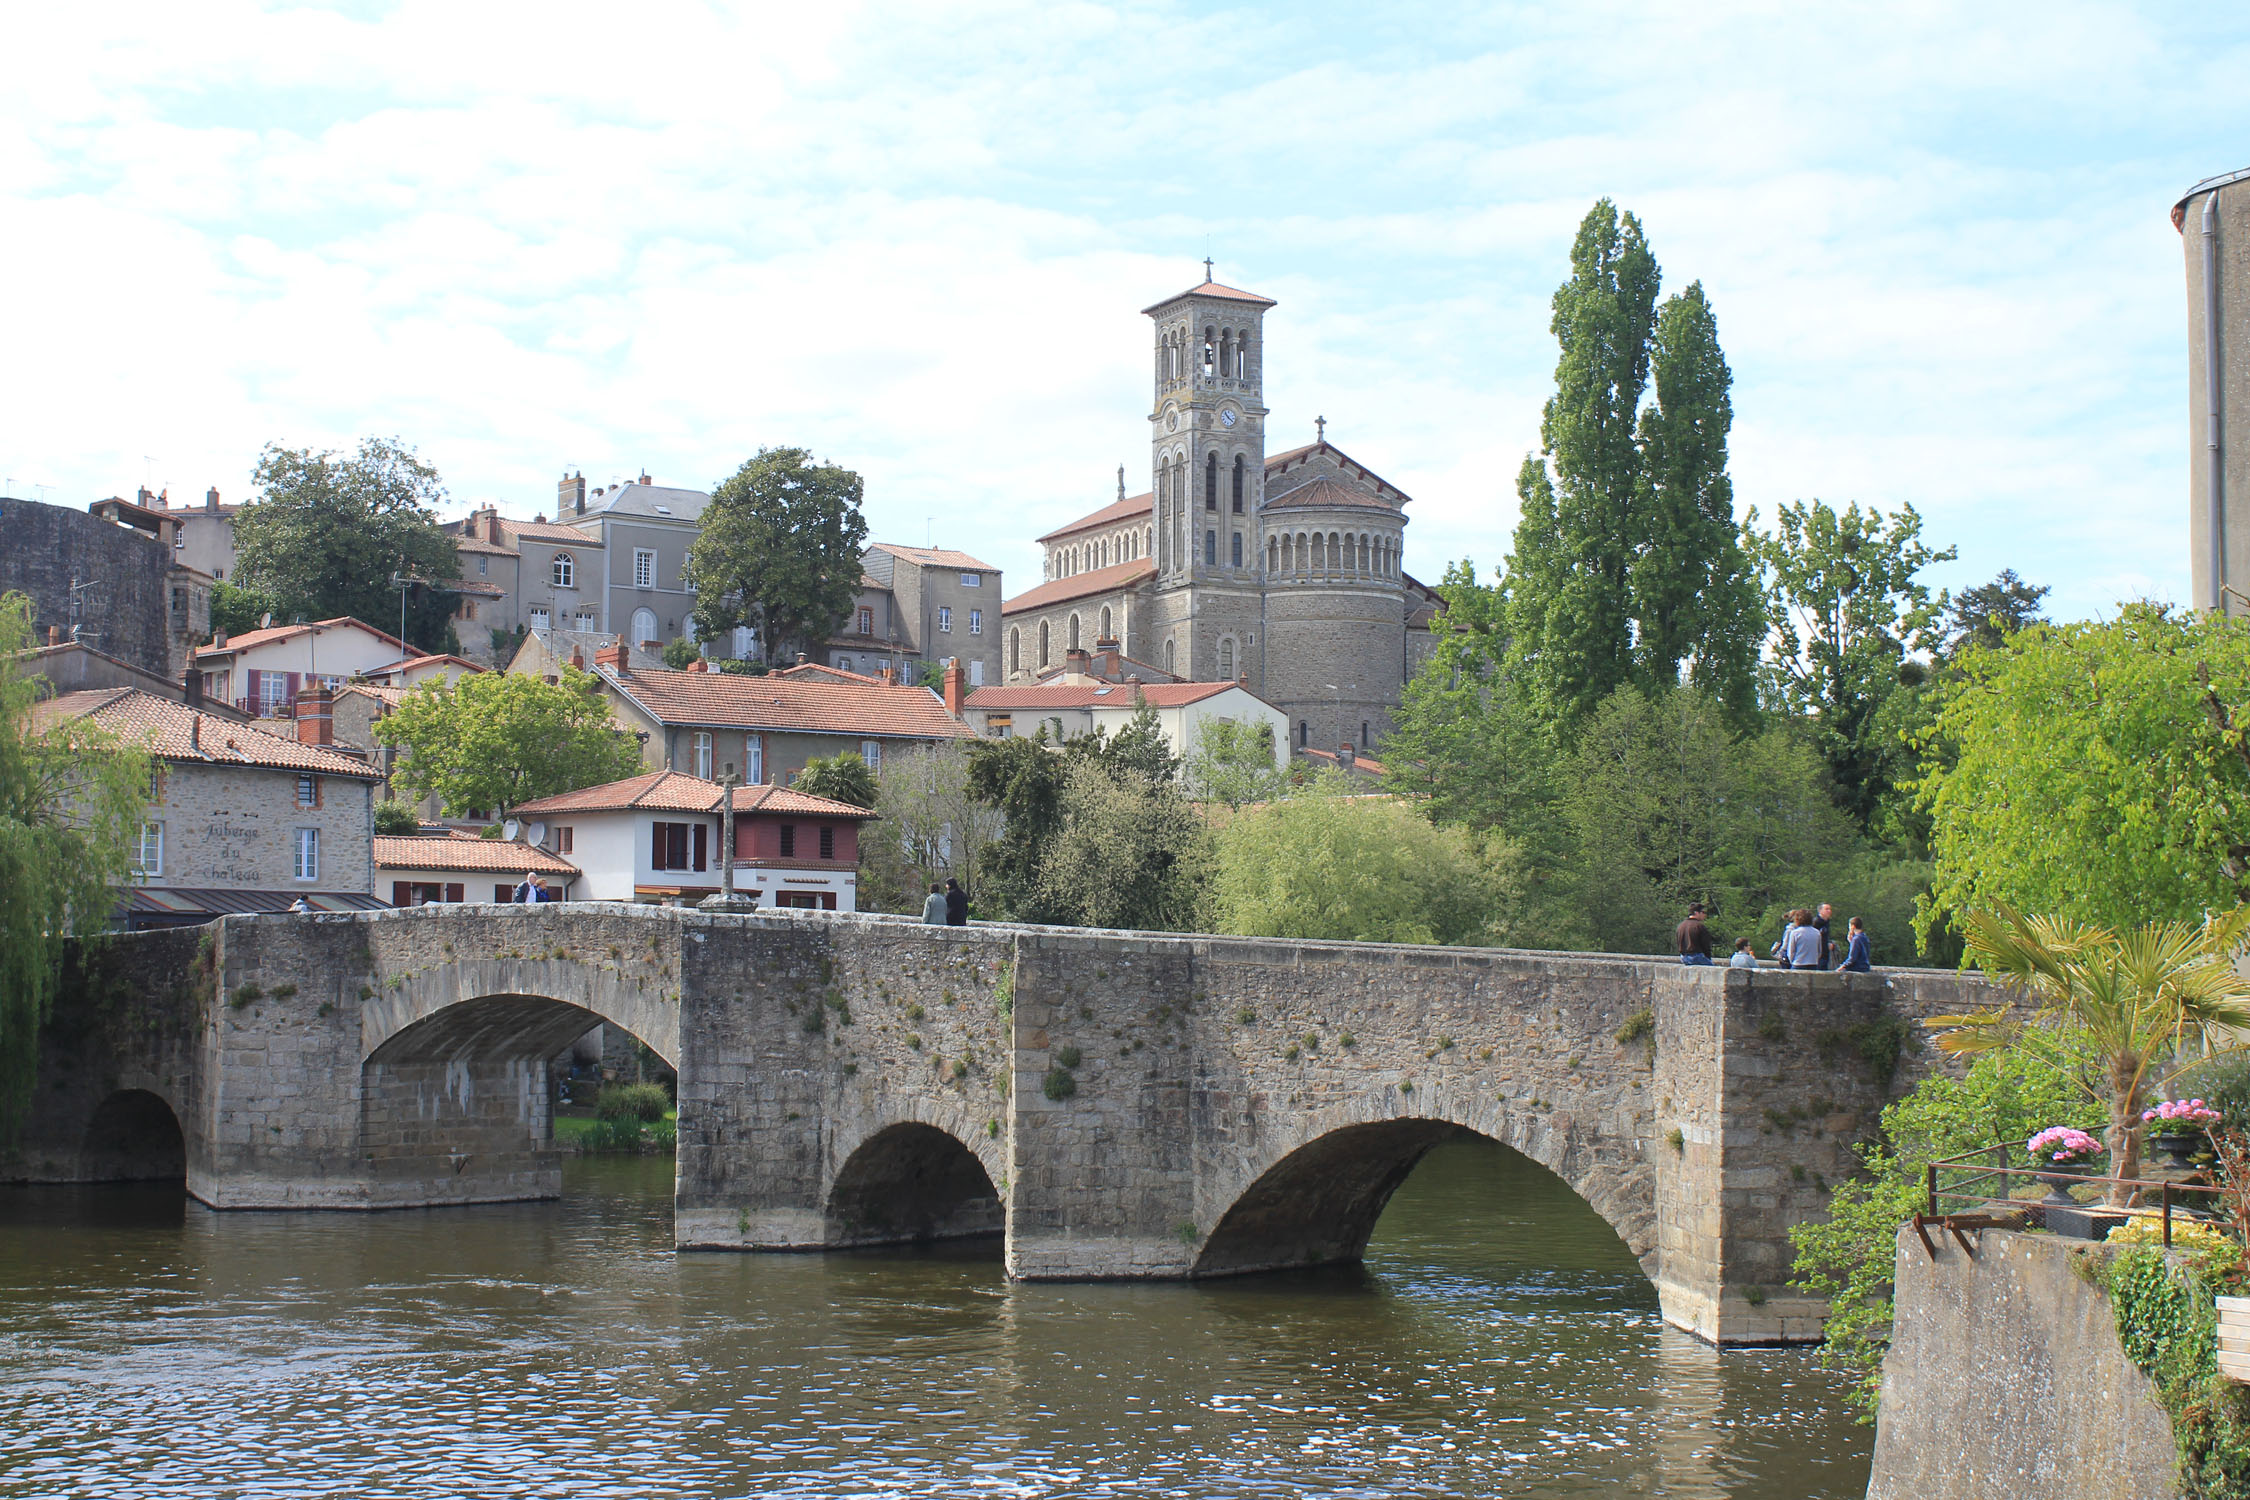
[1068,614,1081,650]
[1298,720,1309,749]
[1232,454,1245,513]
[1010,627,1021,674]
[1234,332,1248,379]
[1164,638,1176,673]
[1205,451,1218,511]
[1039,621,1050,667]
[1219,637,1234,678]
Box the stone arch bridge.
[5,905,1980,1345]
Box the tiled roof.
[503,519,599,546]
[451,579,507,598]
[511,769,875,819]
[575,482,710,523]
[34,689,384,778]
[1298,746,1389,776]
[1001,558,1155,616]
[1265,440,1412,506]
[194,617,410,660]
[1032,651,1178,685]
[1261,478,1399,514]
[777,662,889,686]
[1140,278,1277,313]
[453,536,513,556]
[1037,492,1154,544]
[337,683,406,709]
[966,680,1246,710]
[598,667,976,740]
[375,830,581,876]
[866,543,998,572]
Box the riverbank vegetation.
[556,1082,676,1154]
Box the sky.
[3,0,2244,624]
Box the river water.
[0,1138,1870,1498]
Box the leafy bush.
[373,800,421,836]
[2175,1053,2250,1132]
[1789,1048,2103,1417]
[595,1082,671,1123]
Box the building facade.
[375,829,581,905]
[962,678,1288,770]
[193,617,414,719]
[2,496,212,683]
[445,505,607,664]
[999,275,1436,750]
[825,545,1004,686]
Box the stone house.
[512,769,875,909]
[17,638,241,710]
[32,684,385,927]
[1,495,212,682]
[193,616,413,720]
[443,505,606,664]
[961,677,1288,770]
[590,645,977,786]
[109,485,240,581]
[375,828,581,906]
[506,627,662,682]
[825,544,1004,687]
[550,474,709,656]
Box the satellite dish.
[260,612,273,629]
[502,819,521,842]
[526,821,548,847]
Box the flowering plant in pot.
[2142,1099,2223,1166]
[2027,1126,2105,1206]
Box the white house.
[193,617,414,719]
[960,678,1289,770]
[510,769,875,910]
[374,829,581,906]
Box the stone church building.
[1000,273,1438,752]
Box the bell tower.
[1142,266,1275,680]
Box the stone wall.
[0,497,174,678]
[1869,1227,2180,1500]
[149,760,377,894]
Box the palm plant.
[1926,901,2250,1200]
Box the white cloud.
[0,0,2241,618]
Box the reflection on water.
[0,1137,1869,1498]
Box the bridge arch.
[1191,1092,1653,1281]
[79,1087,187,1183]
[825,1121,1002,1248]
[361,953,678,1069]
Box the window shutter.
[495,884,513,902]
[445,883,464,903]
[652,822,667,870]
[693,823,707,871]
[245,668,259,706]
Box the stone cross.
[1316,415,1326,443]
[716,770,739,897]
[1203,256,1213,282]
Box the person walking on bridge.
[944,877,968,927]
[922,882,948,924]
[513,872,552,903]
[1675,903,1714,966]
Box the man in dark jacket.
[1675,903,1713,966]
[943,877,968,926]
[513,873,552,903]
[1813,902,1835,968]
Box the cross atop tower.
[1316,415,1326,443]
[1203,256,1213,282]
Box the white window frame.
[551,552,574,588]
[260,673,288,715]
[296,774,318,809]
[575,611,597,631]
[746,734,764,785]
[937,606,952,633]
[960,572,981,587]
[529,606,551,631]
[634,549,656,589]
[136,822,163,879]
[968,608,982,635]
[293,827,320,882]
[861,739,881,771]
[693,731,713,779]
[477,556,488,576]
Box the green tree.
[966,733,1072,922]
[1102,703,1179,785]
[1945,568,2048,657]
[1035,760,1211,932]
[1789,1048,2102,1416]
[661,637,702,671]
[686,448,869,664]
[0,593,150,1132]
[1631,283,1762,714]
[1184,717,1285,810]
[1751,498,1956,833]
[1213,792,1509,944]
[1503,201,1661,725]
[1912,605,2250,939]
[792,751,877,809]
[373,800,421,836]
[230,438,462,650]
[1556,685,1858,954]
[377,666,641,817]
[1384,560,1561,838]
[208,579,286,641]
[859,742,1004,913]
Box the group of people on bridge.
[1673,901,1873,972]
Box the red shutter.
[245,668,260,709]
[495,884,513,903]
[445,883,464,903]
[285,671,302,706]
[651,822,668,871]
[391,882,412,906]
[693,823,707,872]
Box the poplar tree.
[1503,200,1660,725]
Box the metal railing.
[1921,1143,2224,1251]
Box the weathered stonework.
[7,907,1986,1345]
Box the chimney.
[942,660,966,717]
[559,472,586,515]
[1064,647,1091,679]
[137,485,154,505]
[569,647,585,670]
[183,666,204,708]
[595,642,628,672]
[796,652,809,665]
[1094,637,1121,677]
[881,664,896,685]
[637,471,652,486]
[213,630,228,650]
[206,487,221,512]
[296,684,333,747]
[1338,741,1355,767]
[687,657,708,673]
[485,506,503,545]
[45,625,61,647]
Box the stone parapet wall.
[1869,1227,2180,1500]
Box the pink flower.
[2027,1126,2104,1164]
[2142,1100,2223,1128]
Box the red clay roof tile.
[1001,559,1156,615]
[599,667,975,740]
[34,689,383,778]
